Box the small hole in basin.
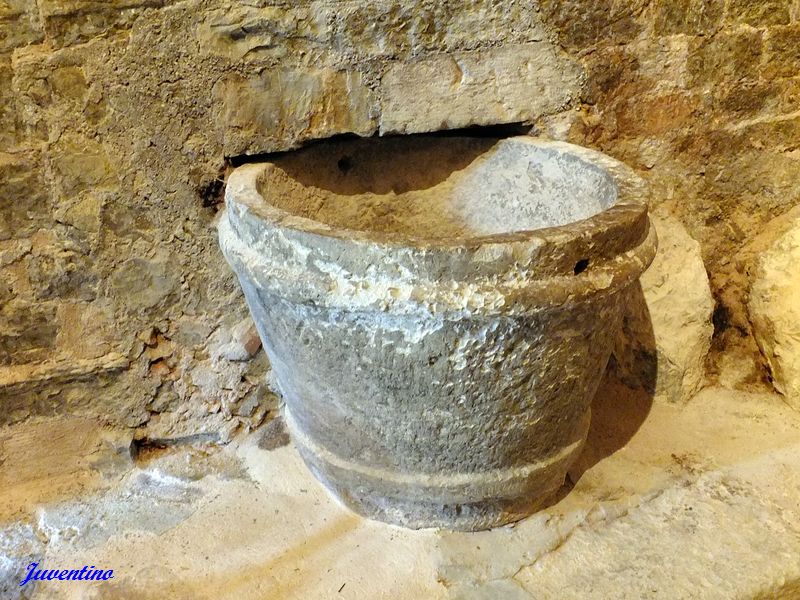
[574,259,590,275]
[337,156,352,174]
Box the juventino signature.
[20,563,114,587]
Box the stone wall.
[1,0,798,441]
[543,0,800,386]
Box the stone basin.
[218,136,657,531]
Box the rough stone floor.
[2,379,800,599]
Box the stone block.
[581,47,639,105]
[0,239,31,269]
[763,25,800,79]
[0,0,43,53]
[26,243,98,302]
[101,200,154,239]
[629,35,693,88]
[54,192,103,234]
[49,134,117,201]
[514,473,800,598]
[0,417,134,526]
[734,115,800,152]
[328,0,546,59]
[9,46,51,142]
[12,44,108,164]
[749,206,800,410]
[55,298,117,360]
[38,0,170,47]
[48,64,88,103]
[614,92,699,139]
[212,68,376,156]
[652,0,724,35]
[612,214,714,403]
[0,300,58,365]
[715,80,778,117]
[0,57,17,148]
[0,150,51,241]
[197,4,329,62]
[727,0,791,26]
[714,78,800,119]
[687,29,763,87]
[109,254,179,311]
[209,317,262,362]
[538,0,647,49]
[379,44,582,135]
[11,42,100,141]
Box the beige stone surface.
[749,206,800,409]
[0,0,43,53]
[213,69,377,157]
[379,44,582,134]
[613,213,714,403]
[0,417,133,522]
[515,473,800,599]
[2,384,799,599]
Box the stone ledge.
[0,353,129,390]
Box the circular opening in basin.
[259,136,620,240]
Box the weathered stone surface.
[327,0,548,59]
[0,150,50,241]
[763,25,800,79]
[0,0,43,53]
[196,4,330,62]
[54,298,117,359]
[209,317,262,362]
[4,384,799,599]
[38,0,172,47]
[566,16,800,382]
[48,134,117,200]
[213,68,376,156]
[0,522,44,599]
[538,0,648,49]
[0,57,17,147]
[686,29,763,87]
[0,301,58,365]
[727,0,791,26]
[749,206,800,410]
[220,136,656,530]
[0,417,133,522]
[26,242,98,302]
[109,255,179,311]
[652,0,724,36]
[612,214,713,403]
[613,91,700,140]
[515,473,800,598]
[379,44,582,134]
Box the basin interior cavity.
[260,136,620,239]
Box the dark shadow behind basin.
[557,282,657,500]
